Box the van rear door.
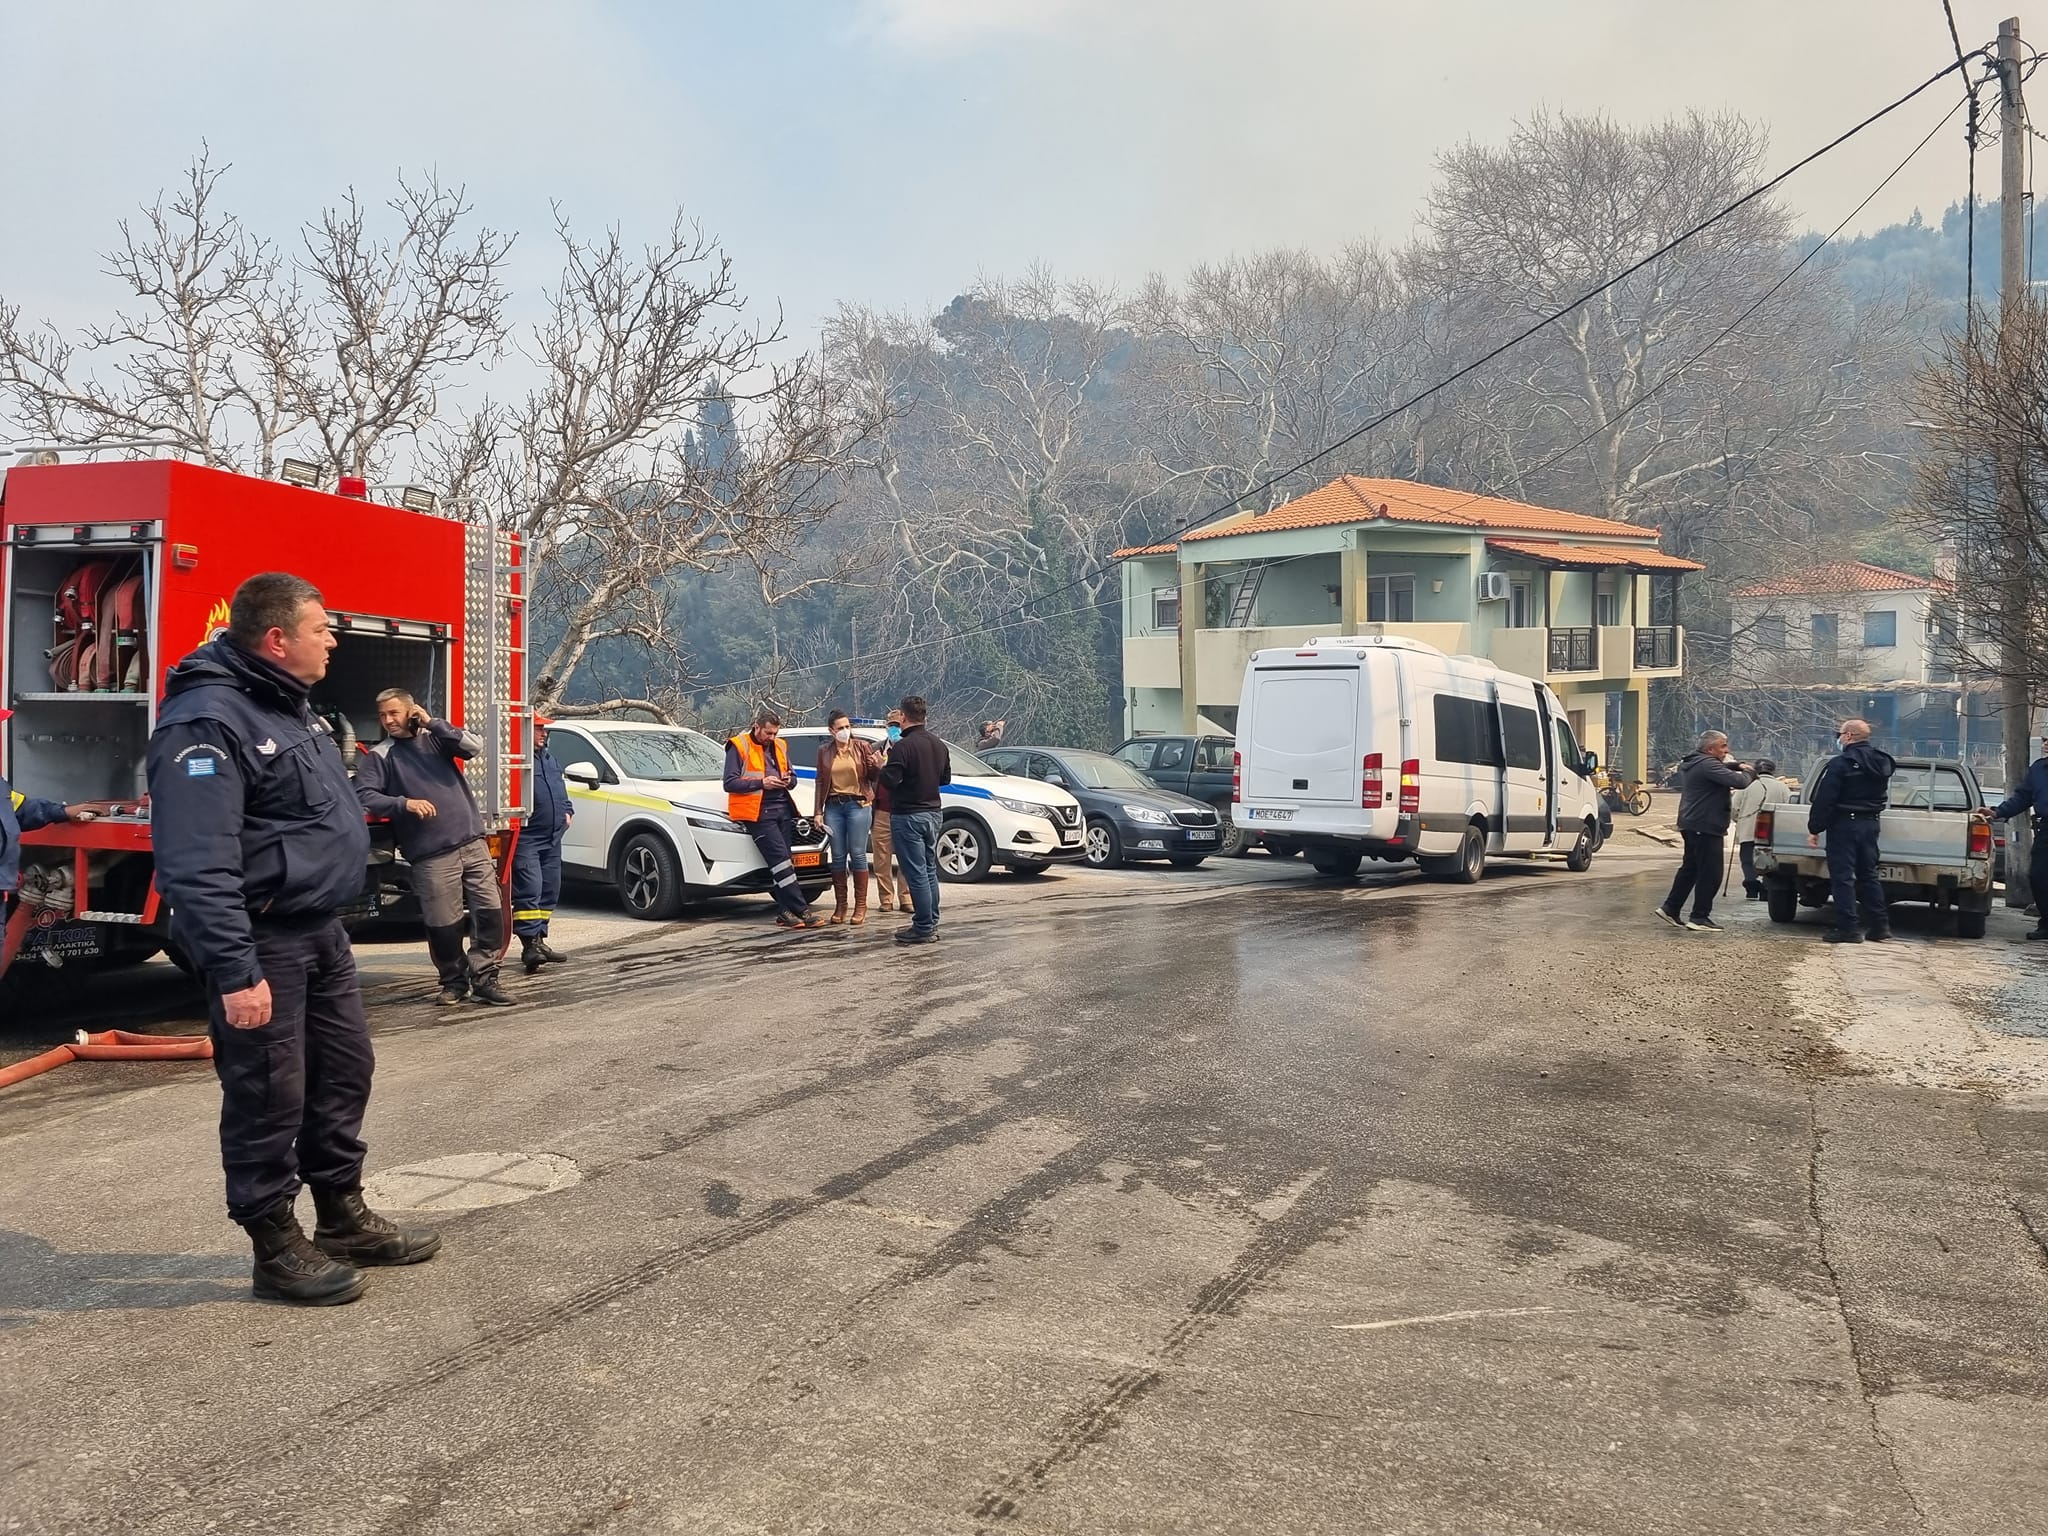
[1243,658,1361,805]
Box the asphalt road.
[2,836,2045,1536]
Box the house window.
[1151,587,1180,630]
[1863,610,1898,648]
[1507,577,1535,629]
[1595,575,1622,627]
[1811,613,1839,659]
[1753,615,1788,651]
[1366,574,1415,623]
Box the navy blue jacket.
[528,740,571,834]
[1671,751,1754,835]
[1992,757,2048,824]
[355,719,485,863]
[146,639,371,994]
[2,778,66,892]
[1807,741,1897,834]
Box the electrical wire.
[723,54,1983,700]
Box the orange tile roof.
[1486,538,1703,572]
[1111,541,1179,558]
[1731,561,1942,598]
[1179,475,1657,544]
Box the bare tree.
[513,213,881,718]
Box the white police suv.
[778,725,1085,881]
[538,720,833,919]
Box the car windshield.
[1057,752,1155,790]
[600,728,727,781]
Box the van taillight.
[1362,752,1383,808]
[1969,817,1992,858]
[1753,809,1774,843]
[1232,749,1241,805]
[1398,759,1421,815]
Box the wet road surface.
[2,844,2045,1535]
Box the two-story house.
[1115,475,1701,781]
[1723,560,2000,769]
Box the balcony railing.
[1634,626,1680,670]
[1547,627,1598,672]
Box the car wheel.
[1766,884,1798,924]
[1424,823,1486,884]
[1956,907,1988,939]
[1168,855,1207,869]
[937,816,993,882]
[1083,817,1124,869]
[1565,820,1596,872]
[1215,806,1251,858]
[1309,849,1363,878]
[617,831,686,920]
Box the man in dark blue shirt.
[147,573,439,1307]
[513,718,573,972]
[1989,743,2048,939]
[1806,718,1897,944]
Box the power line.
[726,53,1982,700]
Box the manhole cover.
[361,1152,582,1211]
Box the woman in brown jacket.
[813,709,883,924]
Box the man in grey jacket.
[354,690,514,1007]
[1655,730,1756,933]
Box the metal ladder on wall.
[1227,562,1268,628]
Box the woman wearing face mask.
[814,708,882,924]
[870,711,911,915]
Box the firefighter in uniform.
[723,710,823,928]
[513,717,572,972]
[147,572,440,1307]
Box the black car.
[981,747,1222,868]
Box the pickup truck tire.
[1766,885,1799,924]
[937,816,994,882]
[1214,806,1251,858]
[1956,908,1988,939]
[1309,850,1363,878]
[1423,823,1487,884]
[1083,817,1124,869]
[1565,821,1596,872]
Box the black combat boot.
[532,938,567,965]
[521,938,546,975]
[242,1196,367,1305]
[311,1185,443,1266]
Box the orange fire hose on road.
[0,1029,212,1090]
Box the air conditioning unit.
[1475,570,1510,603]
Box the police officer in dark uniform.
[147,572,440,1306]
[1988,741,2048,939]
[512,717,572,973]
[1805,717,1897,945]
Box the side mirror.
[1582,751,1599,776]
[1045,771,1068,787]
[563,761,601,787]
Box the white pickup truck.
[1753,756,1996,938]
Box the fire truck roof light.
[337,475,370,500]
[279,458,321,488]
[400,485,438,514]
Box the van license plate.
[1243,807,1293,822]
[793,850,823,869]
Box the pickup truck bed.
[1753,756,1995,937]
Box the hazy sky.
[0,0,2024,344]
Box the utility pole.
[1998,16,2034,907]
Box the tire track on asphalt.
[967,1167,1368,1527]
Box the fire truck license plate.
[793,850,823,869]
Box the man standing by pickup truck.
[1986,743,2048,939]
[1655,731,1755,933]
[1806,718,1897,944]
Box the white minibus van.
[1234,635,1604,881]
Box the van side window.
[1554,718,1583,773]
[1500,705,1543,771]
[1432,696,1502,767]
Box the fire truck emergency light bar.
[329,611,450,642]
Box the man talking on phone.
[356,689,514,1006]
[148,573,440,1307]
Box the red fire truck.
[0,451,530,991]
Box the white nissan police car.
[538,720,834,919]
[778,724,1085,880]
